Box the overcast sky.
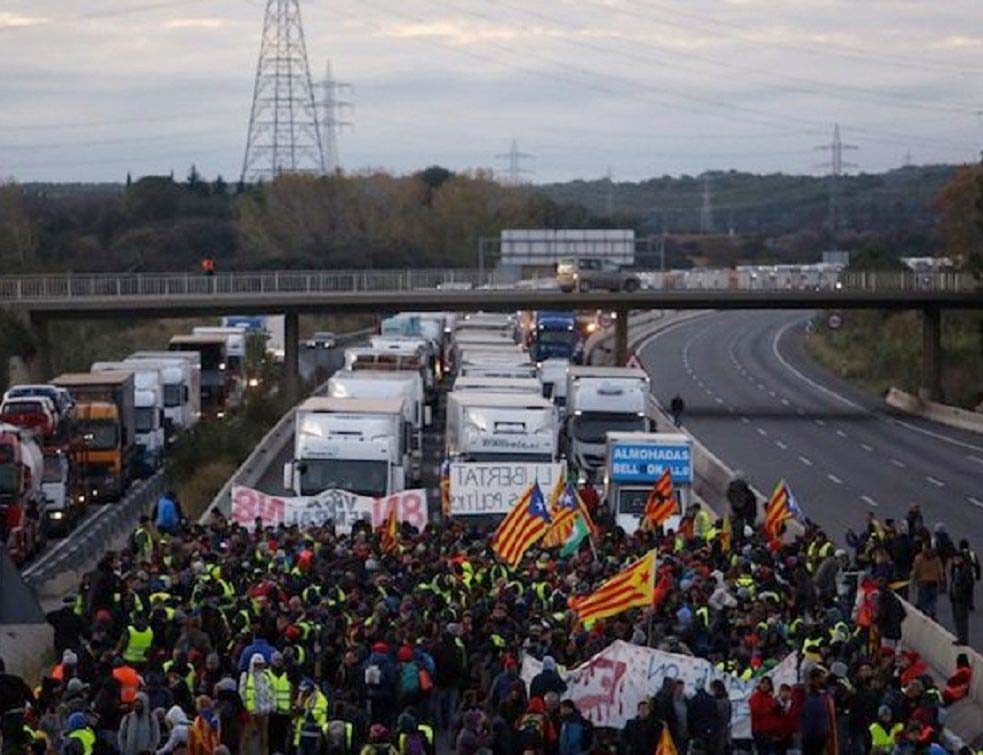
[1,0,981,183]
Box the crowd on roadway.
[0,483,979,755]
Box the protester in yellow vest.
[869,705,903,755]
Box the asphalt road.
[638,309,983,650]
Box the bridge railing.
[0,269,976,302]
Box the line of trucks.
[0,317,283,564]
[284,309,692,534]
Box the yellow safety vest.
[68,728,96,755]
[869,722,902,752]
[270,671,292,713]
[123,626,153,664]
[399,725,434,753]
[162,660,195,694]
[293,690,329,745]
[242,670,275,713]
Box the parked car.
[556,258,641,293]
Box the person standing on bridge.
[911,541,945,620]
[948,551,975,645]
[670,394,685,427]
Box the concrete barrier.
[886,387,983,435]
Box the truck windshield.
[43,456,64,483]
[135,408,155,433]
[300,459,388,498]
[0,464,19,494]
[617,488,652,516]
[572,412,646,444]
[77,422,118,450]
[163,384,182,408]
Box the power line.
[319,60,353,173]
[815,123,859,238]
[495,139,534,185]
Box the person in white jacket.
[239,653,275,755]
[156,706,189,755]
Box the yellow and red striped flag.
[764,479,801,544]
[491,482,551,568]
[720,512,732,553]
[570,549,656,624]
[378,504,399,554]
[642,468,677,530]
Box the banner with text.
[230,486,428,534]
[449,461,566,516]
[521,640,797,736]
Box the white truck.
[454,313,515,341]
[604,432,693,534]
[345,346,436,406]
[565,366,650,475]
[91,361,166,473]
[445,392,558,463]
[368,336,438,397]
[327,371,428,484]
[389,312,451,378]
[284,397,411,498]
[125,352,201,435]
[458,350,538,380]
[539,359,570,408]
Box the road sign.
[626,350,643,370]
[609,440,693,484]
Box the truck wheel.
[624,278,640,293]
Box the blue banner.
[610,442,693,484]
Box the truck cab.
[0,396,58,443]
[451,376,543,396]
[0,425,46,564]
[41,450,76,536]
[127,352,201,433]
[445,392,558,463]
[538,359,570,408]
[169,334,229,419]
[565,366,650,476]
[529,311,582,363]
[604,432,693,534]
[193,326,249,407]
[284,397,410,498]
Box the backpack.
[364,663,383,687]
[400,661,420,696]
[156,498,177,531]
[417,667,433,694]
[298,716,324,755]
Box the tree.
[932,162,983,274]
[186,164,209,197]
[0,182,39,267]
[416,165,454,190]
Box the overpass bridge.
[1,268,978,401]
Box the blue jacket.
[363,651,396,699]
[237,639,274,671]
[559,717,587,755]
[155,496,179,533]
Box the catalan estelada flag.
[764,479,803,544]
[570,549,656,624]
[439,460,451,517]
[720,513,732,553]
[642,468,677,530]
[491,482,551,568]
[378,504,399,554]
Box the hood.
[166,706,189,726]
[249,653,267,672]
[133,692,150,713]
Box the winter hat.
[67,713,88,732]
[542,656,557,672]
[62,650,78,666]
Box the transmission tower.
[605,166,615,216]
[241,0,325,183]
[495,139,534,186]
[699,175,714,234]
[319,60,352,174]
[815,123,858,238]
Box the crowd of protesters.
[0,481,979,755]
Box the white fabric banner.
[449,461,566,515]
[230,485,428,534]
[521,640,797,737]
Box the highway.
[638,310,983,650]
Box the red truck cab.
[0,426,46,564]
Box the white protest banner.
[449,461,566,516]
[230,486,428,534]
[521,640,797,737]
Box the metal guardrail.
[0,269,976,303]
[22,472,165,591]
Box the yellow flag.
[653,726,678,755]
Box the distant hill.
[536,165,957,237]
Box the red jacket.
[749,690,782,735]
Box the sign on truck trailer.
[604,432,693,534]
[445,392,558,463]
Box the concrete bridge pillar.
[284,312,300,405]
[26,312,54,382]
[614,308,629,366]
[920,306,943,402]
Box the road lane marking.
[926,476,945,487]
[890,458,906,468]
[969,497,983,509]
[815,419,826,427]
[757,383,766,390]
[771,318,983,453]
[780,398,791,406]
[969,456,983,465]
[827,473,843,484]
[714,397,724,404]
[835,429,847,438]
[741,417,750,424]
[799,456,813,466]
[768,390,777,397]
[861,443,874,452]
[861,495,879,507]
[757,427,768,436]
[775,440,788,450]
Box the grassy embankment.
[805,311,983,410]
